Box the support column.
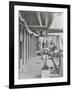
[19,28,24,69]
[56,36,59,49]
[27,33,29,61]
[24,28,26,64]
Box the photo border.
[9,1,70,89]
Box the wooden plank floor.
[19,55,43,79]
[19,55,62,79]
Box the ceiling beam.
[45,14,48,27]
[36,12,42,27]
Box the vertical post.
[26,30,27,63]
[19,27,24,69]
[59,54,63,76]
[56,36,59,49]
[28,33,29,59]
[26,32,28,61]
[29,34,31,58]
[19,28,20,69]
[24,28,26,64]
[22,28,24,65]
[23,28,25,65]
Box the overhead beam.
[19,21,63,33]
[19,22,46,28]
[36,12,42,26]
[45,14,48,27]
